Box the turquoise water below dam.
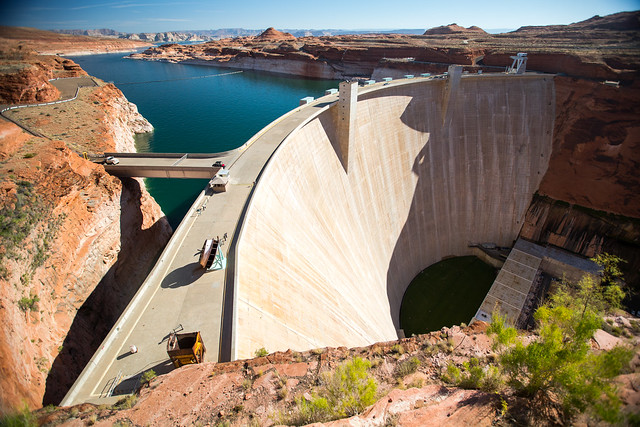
[69,51,339,228]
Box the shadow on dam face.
[234,75,555,359]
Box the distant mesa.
[256,27,296,41]
[423,23,487,35]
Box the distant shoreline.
[50,47,149,57]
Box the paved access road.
[62,91,340,406]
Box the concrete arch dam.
[233,74,555,359]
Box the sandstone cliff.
[130,12,639,81]
[0,26,151,56]
[0,55,171,413]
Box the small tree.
[140,369,156,388]
[488,271,633,423]
[591,253,627,310]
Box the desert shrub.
[442,358,502,392]
[0,404,37,427]
[394,357,420,378]
[139,369,156,388]
[254,347,268,357]
[113,394,137,410]
[287,357,378,425]
[18,293,39,312]
[288,395,331,425]
[436,338,454,353]
[277,386,288,400]
[390,343,404,355]
[321,357,377,417]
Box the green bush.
[0,404,37,427]
[254,347,268,357]
[390,343,404,355]
[18,294,39,312]
[394,357,420,378]
[289,395,332,425]
[113,394,137,410]
[442,358,502,392]
[287,357,378,425]
[140,369,156,388]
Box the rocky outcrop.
[255,27,296,41]
[424,23,487,35]
[0,51,171,412]
[0,56,85,104]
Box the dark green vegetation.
[445,254,636,424]
[400,256,496,335]
[0,404,37,427]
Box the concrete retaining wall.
[234,74,555,359]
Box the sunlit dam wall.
[233,74,555,359]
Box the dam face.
[234,74,555,359]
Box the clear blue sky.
[1,0,638,33]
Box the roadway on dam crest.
[61,90,340,406]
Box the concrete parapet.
[234,74,555,359]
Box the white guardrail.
[0,77,96,114]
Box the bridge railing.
[103,151,236,159]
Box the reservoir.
[69,51,339,228]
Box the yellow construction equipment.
[166,330,206,368]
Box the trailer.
[167,331,206,368]
[199,237,226,270]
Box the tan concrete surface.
[234,74,555,359]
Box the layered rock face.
[0,26,150,56]
[0,55,85,104]
[0,63,171,412]
[539,77,640,218]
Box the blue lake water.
[69,52,339,228]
